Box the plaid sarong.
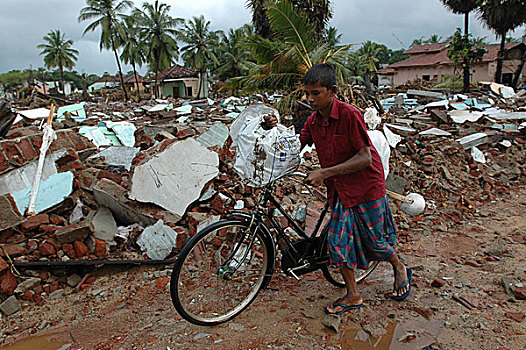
[327,194,397,270]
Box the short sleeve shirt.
[299,98,386,208]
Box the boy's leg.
[326,265,363,313]
[388,252,409,297]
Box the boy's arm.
[305,146,372,186]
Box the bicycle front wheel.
[319,223,379,287]
[170,219,272,326]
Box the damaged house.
[387,42,526,86]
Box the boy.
[266,63,411,314]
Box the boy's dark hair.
[302,63,337,88]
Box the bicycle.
[169,172,379,326]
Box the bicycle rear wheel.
[170,219,272,326]
[319,223,379,288]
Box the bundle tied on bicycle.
[230,105,301,187]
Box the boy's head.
[302,63,338,114]
[302,63,337,88]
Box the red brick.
[0,270,18,295]
[20,213,50,231]
[21,290,34,300]
[2,141,23,164]
[33,293,44,304]
[93,239,106,258]
[0,149,10,173]
[61,243,73,252]
[48,131,75,153]
[39,271,50,281]
[33,284,44,294]
[0,256,8,273]
[17,137,38,161]
[176,128,195,139]
[64,248,77,259]
[0,243,28,258]
[38,242,56,256]
[431,278,446,288]
[155,277,170,290]
[28,135,43,153]
[97,170,121,184]
[26,240,38,253]
[39,224,57,234]
[74,241,88,257]
[67,131,94,151]
[49,215,65,225]
[515,287,526,300]
[175,232,187,250]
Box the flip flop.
[324,302,364,315]
[390,268,412,301]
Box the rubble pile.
[1,82,525,317]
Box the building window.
[423,75,431,81]
[433,75,438,83]
[186,86,192,96]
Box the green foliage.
[230,0,349,113]
[447,28,486,72]
[37,30,78,72]
[212,25,255,81]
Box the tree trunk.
[154,54,159,99]
[495,33,506,84]
[363,71,374,94]
[82,73,87,99]
[463,58,470,93]
[512,49,526,89]
[464,12,469,35]
[132,60,141,102]
[111,39,128,101]
[59,65,65,98]
[196,69,202,99]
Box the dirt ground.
[1,187,525,350]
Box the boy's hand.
[263,114,278,128]
[305,169,326,186]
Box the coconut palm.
[120,15,146,100]
[324,26,342,49]
[355,41,381,93]
[179,15,220,98]
[246,0,332,41]
[477,0,526,83]
[134,0,182,98]
[441,0,479,91]
[233,0,349,112]
[214,25,254,81]
[78,0,132,100]
[37,29,79,97]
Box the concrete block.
[0,194,23,231]
[129,138,219,217]
[0,296,21,316]
[54,219,94,244]
[90,206,118,246]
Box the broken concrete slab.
[0,150,67,195]
[56,103,86,122]
[419,128,452,136]
[55,218,94,244]
[10,171,74,215]
[90,206,118,247]
[0,296,21,316]
[0,194,24,231]
[449,110,484,124]
[136,220,178,260]
[17,107,50,120]
[105,121,136,147]
[93,179,157,226]
[196,123,229,148]
[455,133,490,149]
[88,146,140,171]
[407,89,446,99]
[129,138,219,217]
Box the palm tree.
[246,0,332,41]
[424,34,443,44]
[78,0,132,100]
[356,41,381,93]
[179,15,219,98]
[120,15,146,100]
[213,25,254,82]
[134,0,182,98]
[441,0,479,92]
[477,0,526,83]
[323,26,342,49]
[37,29,79,97]
[233,0,349,112]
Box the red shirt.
[299,98,386,208]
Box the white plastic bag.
[367,130,390,180]
[232,109,300,187]
[230,104,280,147]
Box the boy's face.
[303,82,336,113]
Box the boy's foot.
[325,297,363,315]
[391,268,412,301]
[391,265,408,298]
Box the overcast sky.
[1,0,524,75]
